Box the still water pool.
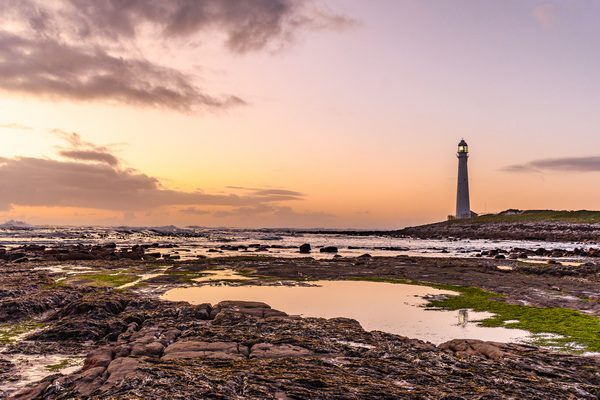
[161,272,531,345]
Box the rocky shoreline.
[396,221,600,243]
[302,220,600,243]
[2,246,600,399]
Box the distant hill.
[398,210,600,242]
[449,209,600,224]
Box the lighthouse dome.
[458,139,468,153]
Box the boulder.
[319,246,338,253]
[299,243,311,253]
[439,339,505,360]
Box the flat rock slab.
[163,341,249,360]
[250,343,314,359]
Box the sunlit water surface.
[162,277,531,345]
[0,226,591,261]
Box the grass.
[162,270,211,284]
[350,277,600,352]
[44,358,78,373]
[448,209,600,224]
[71,272,140,288]
[0,321,45,344]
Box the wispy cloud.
[179,207,210,216]
[533,3,560,30]
[0,123,34,131]
[51,130,121,166]
[503,156,600,173]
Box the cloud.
[0,132,305,213]
[58,150,119,166]
[51,130,121,166]
[213,204,334,225]
[503,156,600,173]
[226,186,304,200]
[0,0,353,110]
[0,156,304,211]
[533,3,559,30]
[0,123,33,131]
[179,207,210,215]
[0,31,242,110]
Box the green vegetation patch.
[350,277,600,352]
[163,270,209,284]
[450,209,600,224]
[45,358,78,373]
[71,272,139,288]
[0,321,45,344]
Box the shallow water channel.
[162,270,531,345]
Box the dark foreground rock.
[10,297,600,400]
[2,260,600,399]
[299,243,311,253]
[319,246,338,253]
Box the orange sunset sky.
[1,0,600,229]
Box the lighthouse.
[455,139,472,219]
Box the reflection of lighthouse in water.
[457,309,469,327]
[455,139,473,219]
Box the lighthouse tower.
[455,139,472,219]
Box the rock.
[73,366,106,396]
[83,348,114,370]
[162,341,248,360]
[100,357,141,391]
[299,243,311,253]
[319,246,338,253]
[211,301,287,318]
[11,380,53,400]
[357,253,372,258]
[439,339,505,360]
[130,341,165,358]
[250,343,314,359]
[494,255,506,260]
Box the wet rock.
[163,341,248,360]
[3,257,600,399]
[130,341,165,358]
[439,339,505,360]
[83,348,114,370]
[249,343,314,359]
[100,357,141,390]
[299,243,311,254]
[319,246,338,253]
[73,366,107,396]
[211,301,287,319]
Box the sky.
[1,0,600,229]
